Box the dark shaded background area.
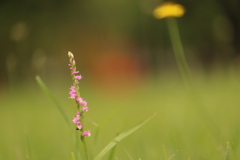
[0,0,240,89]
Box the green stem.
[80,112,88,160]
[81,134,89,160]
[82,138,89,160]
[167,18,192,88]
[166,17,219,137]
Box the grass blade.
[35,75,71,127]
[107,142,117,160]
[94,108,119,154]
[94,113,157,160]
[99,108,119,127]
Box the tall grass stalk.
[166,18,219,136]
[35,75,71,127]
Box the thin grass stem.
[166,18,220,137]
[81,136,89,160]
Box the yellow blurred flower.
[153,2,185,19]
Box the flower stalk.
[153,2,220,138]
[167,18,193,88]
[166,16,220,141]
[68,51,90,160]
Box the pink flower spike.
[76,97,83,102]
[75,75,82,80]
[70,67,73,71]
[83,107,89,112]
[76,111,80,116]
[82,130,91,137]
[72,117,80,123]
[80,100,87,106]
[72,71,79,75]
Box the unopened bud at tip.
[68,51,74,58]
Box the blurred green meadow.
[1,0,240,159]
[1,69,240,160]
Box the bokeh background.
[1,0,240,159]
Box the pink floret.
[82,130,91,137]
[80,100,87,106]
[69,94,77,99]
[76,97,83,102]
[76,122,82,129]
[72,71,79,75]
[75,75,82,80]
[69,86,75,90]
[76,111,80,115]
[83,107,89,112]
[72,117,80,123]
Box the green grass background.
[1,70,240,160]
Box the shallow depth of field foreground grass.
[1,70,240,160]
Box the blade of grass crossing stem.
[94,127,100,156]
[94,113,157,160]
[107,143,117,160]
[99,108,119,127]
[35,75,71,127]
[94,108,119,144]
[94,108,119,156]
[108,133,119,160]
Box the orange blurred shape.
[90,49,145,95]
